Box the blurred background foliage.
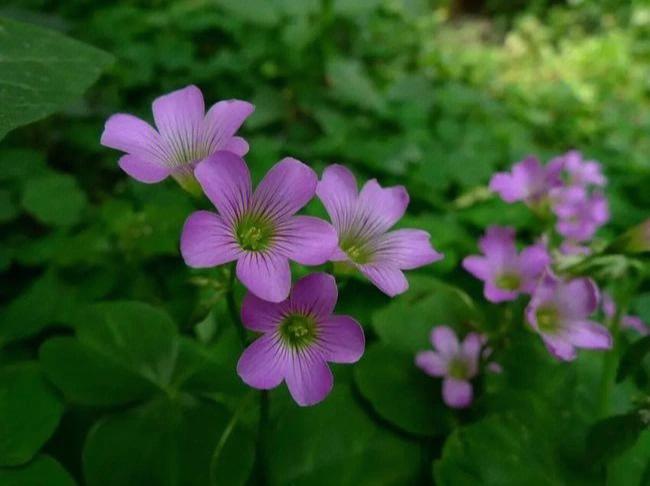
[1,0,650,484]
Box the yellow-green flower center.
[340,236,372,264]
[495,272,522,291]
[236,214,274,251]
[448,358,469,379]
[279,314,317,349]
[536,306,560,333]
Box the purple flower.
[101,85,254,192]
[415,326,492,408]
[462,226,550,303]
[237,273,364,406]
[557,150,606,188]
[180,152,338,302]
[489,156,563,206]
[526,272,612,361]
[316,165,443,297]
[552,187,609,241]
[602,293,648,335]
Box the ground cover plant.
[1,0,649,484]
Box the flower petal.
[285,351,333,406]
[289,273,338,319]
[194,151,252,224]
[152,85,205,153]
[478,226,517,265]
[357,264,408,297]
[557,277,599,319]
[542,334,577,361]
[415,350,447,377]
[236,251,291,303]
[430,326,459,357]
[275,216,338,265]
[237,334,287,390]
[565,320,612,350]
[223,136,249,156]
[519,243,551,291]
[252,157,317,220]
[316,164,358,230]
[317,315,365,364]
[202,99,255,153]
[241,292,285,332]
[484,283,519,303]
[101,114,168,164]
[462,255,491,281]
[357,179,409,233]
[180,211,240,267]
[442,378,473,409]
[372,229,443,270]
[118,155,170,183]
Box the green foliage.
[0,0,649,484]
[0,16,113,140]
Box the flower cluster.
[464,152,615,362]
[102,85,443,406]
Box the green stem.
[226,262,247,348]
[597,297,627,418]
[209,391,255,486]
[254,390,270,483]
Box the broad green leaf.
[267,379,421,485]
[0,189,18,223]
[617,336,650,383]
[83,396,255,486]
[0,16,113,140]
[372,276,481,353]
[0,270,80,347]
[0,455,75,486]
[0,364,63,466]
[587,412,645,465]
[21,173,87,227]
[75,301,178,388]
[433,413,563,485]
[607,429,650,486]
[39,337,157,406]
[354,344,453,437]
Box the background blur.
[1,0,649,485]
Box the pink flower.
[462,227,550,303]
[415,326,495,408]
[237,273,364,406]
[489,156,563,206]
[557,150,606,188]
[180,152,337,302]
[316,165,443,297]
[552,187,609,242]
[526,272,612,361]
[101,85,254,192]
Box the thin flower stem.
[209,390,255,486]
[226,262,247,348]
[254,390,270,483]
[597,296,627,418]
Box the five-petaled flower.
[237,273,365,406]
[552,187,609,242]
[101,85,254,193]
[316,164,443,297]
[181,151,338,302]
[462,226,550,303]
[415,326,493,409]
[526,271,612,361]
[489,156,563,208]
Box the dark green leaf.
[587,412,645,464]
[267,380,421,485]
[0,364,63,466]
[21,173,87,227]
[0,16,113,140]
[354,343,453,437]
[83,396,255,486]
[617,336,650,383]
[0,455,75,486]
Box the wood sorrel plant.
[101,85,443,406]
